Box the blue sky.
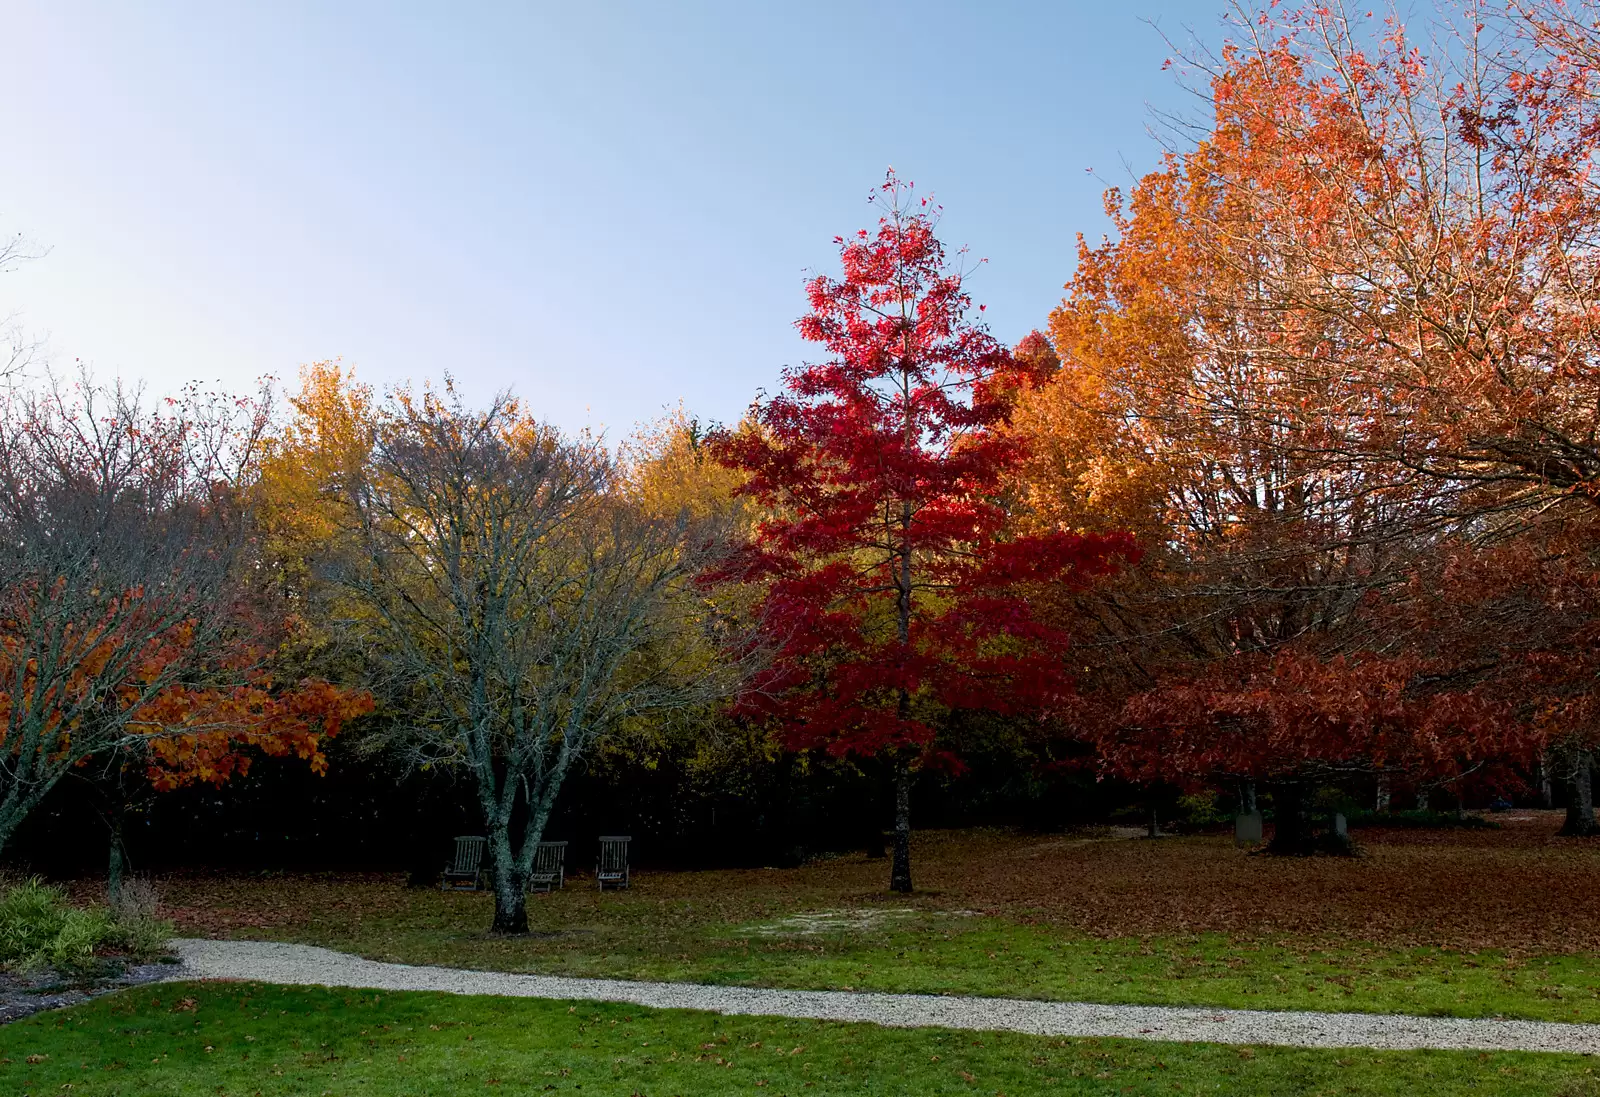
[5,1,1220,437]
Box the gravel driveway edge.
[169,938,1599,1055]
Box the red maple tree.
[712,173,1135,891]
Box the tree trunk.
[1374,775,1390,814]
[106,800,127,904]
[771,751,801,867]
[490,849,528,934]
[1539,755,1554,808]
[889,436,914,895]
[484,788,529,933]
[1559,750,1598,837]
[1239,780,1257,815]
[1267,784,1313,855]
[864,760,887,857]
[0,784,49,860]
[889,752,912,893]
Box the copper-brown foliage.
[1007,1,1600,790]
[146,819,1600,955]
[935,821,1600,954]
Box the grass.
[3,981,1597,1096]
[222,906,1600,1024]
[143,814,1600,1024]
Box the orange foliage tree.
[1153,0,1600,833]
[0,374,369,873]
[1006,1,1600,842]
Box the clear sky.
[5,1,1221,438]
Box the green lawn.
[3,981,1596,1097]
[152,821,1600,1025]
[213,894,1600,1025]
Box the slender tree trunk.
[1539,754,1554,809]
[1374,775,1390,814]
[107,840,125,903]
[106,799,128,903]
[888,483,915,894]
[1268,783,1312,855]
[1559,750,1598,837]
[889,752,912,893]
[863,758,887,857]
[772,751,799,867]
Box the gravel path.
[0,961,174,1024]
[171,938,1599,1055]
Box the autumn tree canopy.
[712,173,1135,891]
[0,375,368,862]
[302,382,747,932]
[999,0,1600,841]
[15,0,1600,882]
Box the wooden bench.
[441,835,487,891]
[528,840,568,893]
[596,835,631,891]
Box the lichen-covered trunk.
[1560,750,1597,837]
[477,755,528,933]
[489,839,528,934]
[889,751,912,893]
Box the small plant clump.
[0,877,172,976]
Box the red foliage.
[1091,650,1531,790]
[711,172,1136,765]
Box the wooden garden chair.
[441,835,487,891]
[527,840,568,893]
[595,835,631,890]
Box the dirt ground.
[135,812,1600,955]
